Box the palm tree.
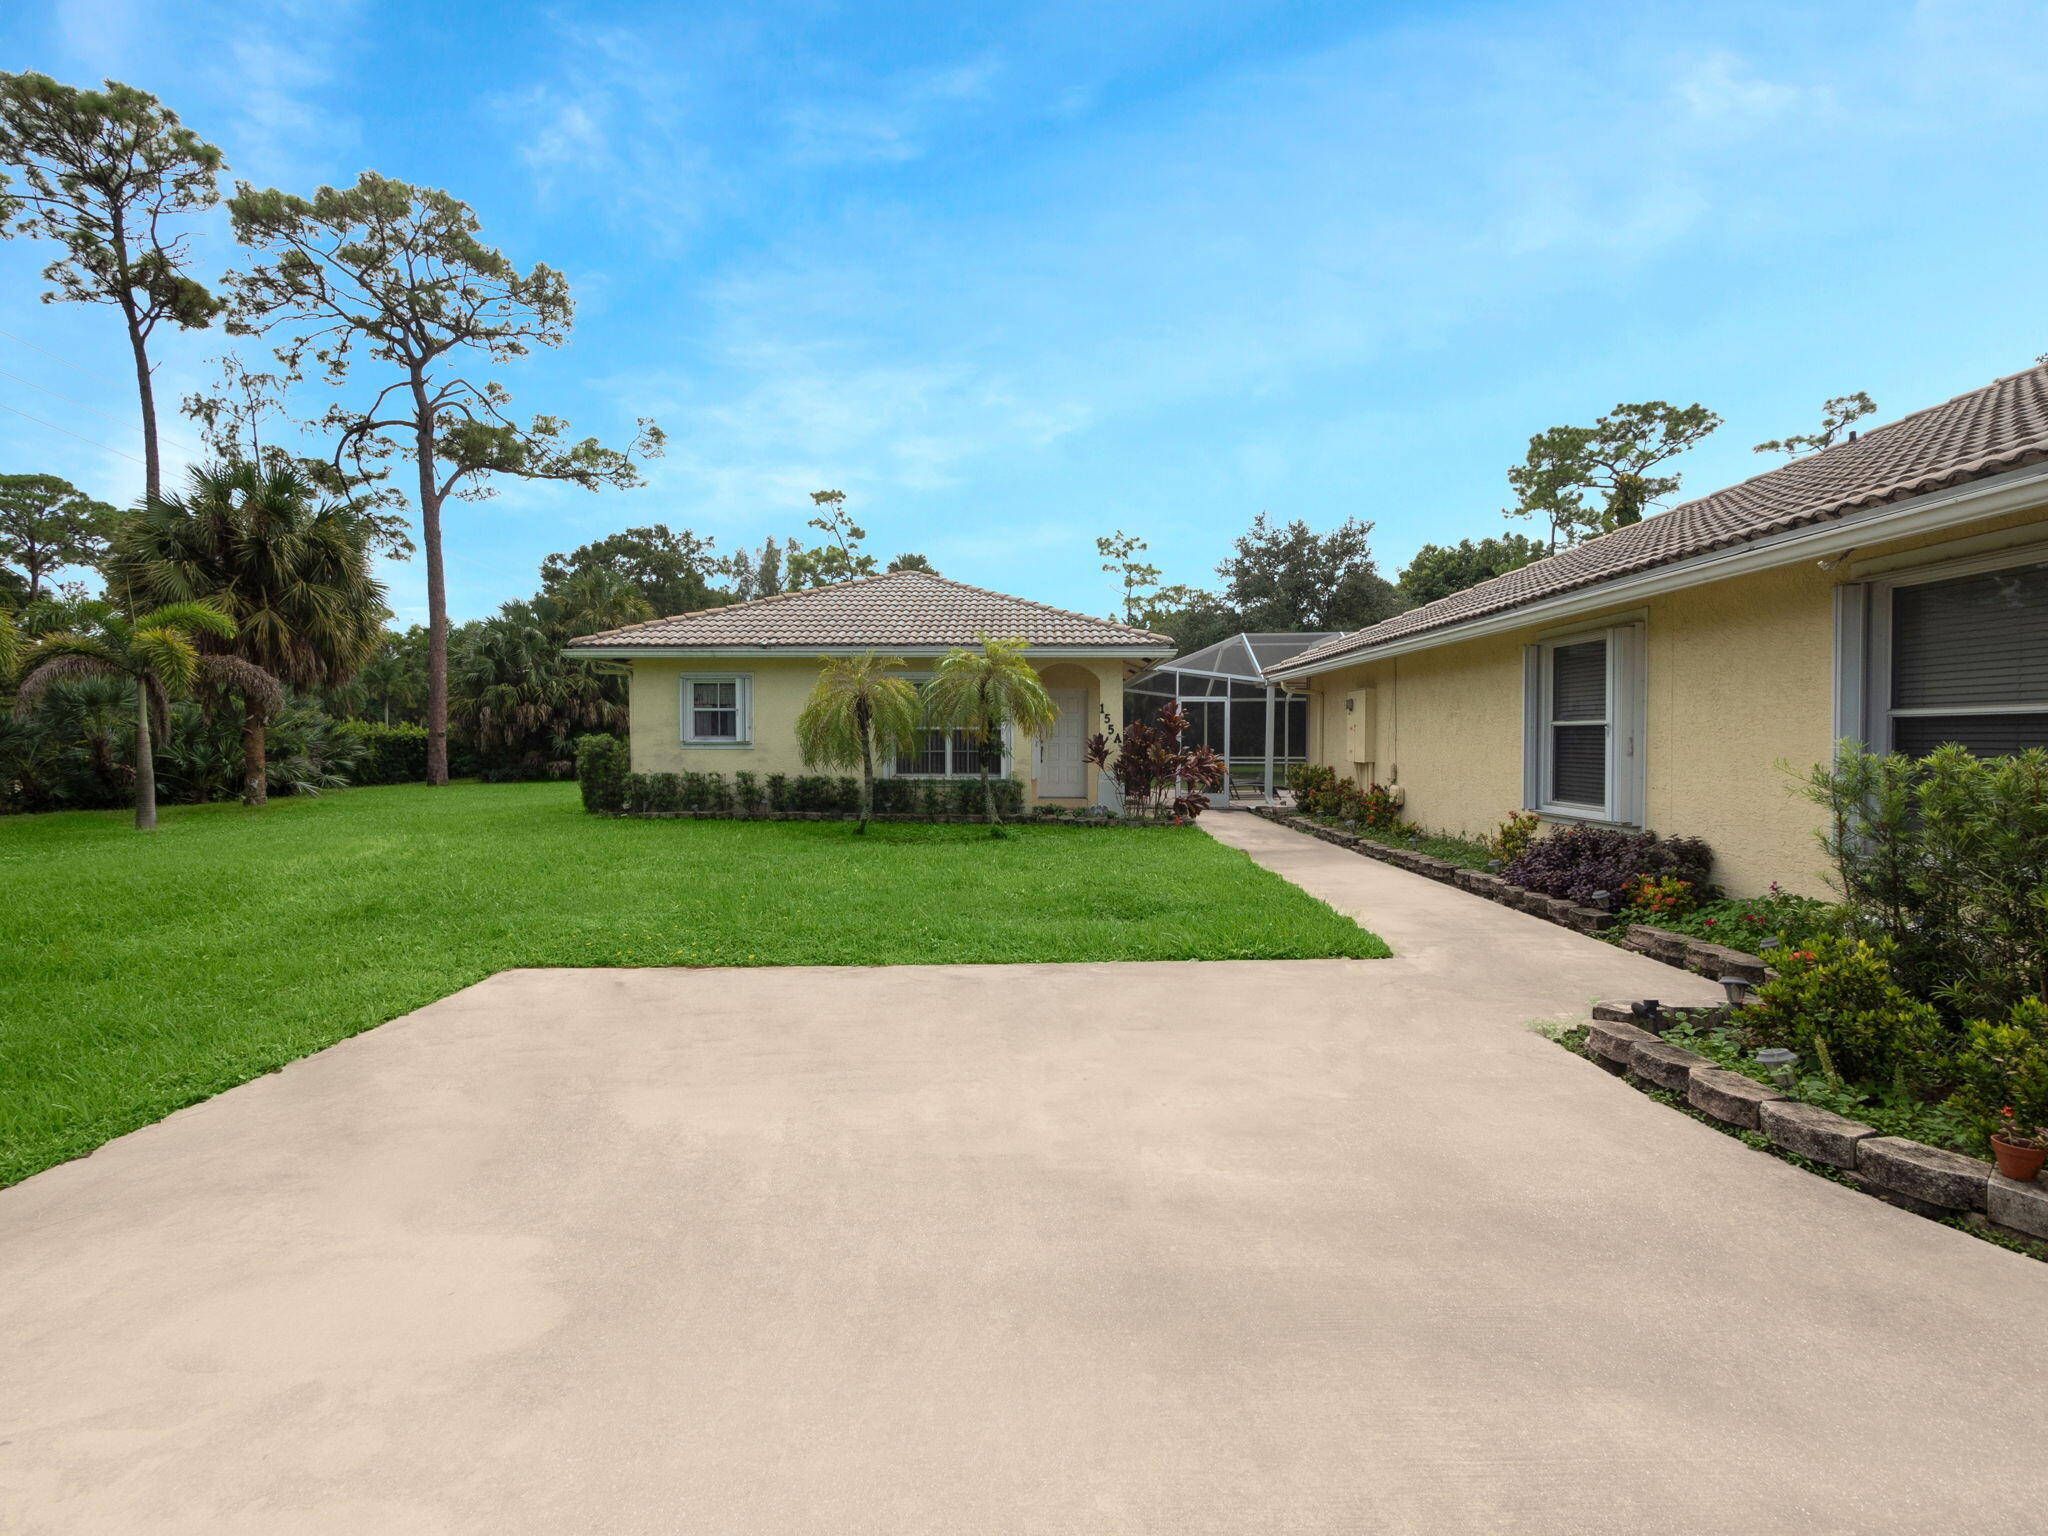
[452,592,633,777]
[924,635,1059,831]
[113,462,384,805]
[795,651,922,833]
[13,602,280,829]
[0,607,19,680]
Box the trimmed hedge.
[575,734,630,813]
[574,747,1029,821]
[336,720,430,785]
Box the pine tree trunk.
[134,681,158,832]
[110,210,162,507]
[129,320,160,506]
[415,390,450,786]
[241,698,269,807]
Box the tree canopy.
[1096,530,1161,624]
[224,170,662,783]
[0,72,224,500]
[1216,512,1405,633]
[1505,400,1721,548]
[0,473,118,604]
[1755,392,1877,456]
[1396,532,1545,607]
[539,524,724,619]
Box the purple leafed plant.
[1501,824,1715,906]
[1085,702,1226,821]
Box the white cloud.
[1673,50,1810,125]
[780,56,1001,166]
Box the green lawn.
[0,781,1383,1186]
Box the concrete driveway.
[4,818,2046,1534]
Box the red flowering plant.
[1085,703,1226,821]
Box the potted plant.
[1991,1110,2047,1183]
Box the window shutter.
[1521,646,1542,811]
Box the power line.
[0,326,129,390]
[0,366,210,459]
[0,400,148,467]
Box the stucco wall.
[625,654,1126,806]
[1299,503,2048,897]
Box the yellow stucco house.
[1272,365,2048,897]
[565,570,1173,808]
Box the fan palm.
[795,651,922,833]
[13,603,280,830]
[923,635,1059,831]
[113,462,384,804]
[452,595,627,776]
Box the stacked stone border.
[1249,807,1773,985]
[1585,1004,2048,1247]
[1246,807,2046,1250]
[602,809,1178,827]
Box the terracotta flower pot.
[1991,1133,2046,1183]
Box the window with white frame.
[1523,624,1645,824]
[891,675,1006,776]
[1842,551,2048,755]
[679,674,750,745]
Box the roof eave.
[564,643,1174,661]
[1271,459,2048,680]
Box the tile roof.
[565,569,1174,653]
[1281,364,2048,674]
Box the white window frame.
[887,721,1014,779]
[1835,537,2048,753]
[1522,622,1646,826]
[881,672,1014,779]
[679,672,751,747]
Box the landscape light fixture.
[1718,974,1755,1007]
[1754,1046,1798,1089]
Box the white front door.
[1039,688,1087,798]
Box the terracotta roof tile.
[1283,364,2048,673]
[565,569,1173,652]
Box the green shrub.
[338,720,430,786]
[733,772,764,813]
[1616,885,1835,951]
[1748,934,1953,1092]
[1950,997,2048,1147]
[574,734,630,813]
[1807,743,2048,1019]
[1487,809,1540,865]
[1286,763,1404,832]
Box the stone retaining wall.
[1584,1003,2048,1245]
[606,809,1175,826]
[1250,807,1771,984]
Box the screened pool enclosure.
[1122,632,1341,802]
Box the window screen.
[1889,563,2048,756]
[689,680,739,739]
[1549,639,1607,807]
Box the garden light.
[1754,1047,1798,1089]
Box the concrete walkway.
[4,825,2047,1533]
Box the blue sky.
[3,0,2047,624]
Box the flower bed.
[1251,806,1777,980]
[1567,1004,2048,1257]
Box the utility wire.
[0,400,149,467]
[0,366,210,459]
[0,326,129,390]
